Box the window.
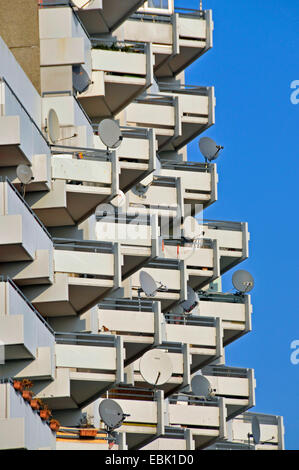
[140,0,173,13]
[148,0,169,9]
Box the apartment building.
[0,0,284,450]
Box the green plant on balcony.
[92,43,140,53]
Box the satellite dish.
[110,190,126,208]
[139,271,158,297]
[183,216,202,240]
[98,119,123,150]
[232,270,254,293]
[252,416,261,445]
[199,137,223,162]
[16,164,33,185]
[181,285,199,313]
[47,109,60,144]
[191,375,212,398]
[99,399,126,430]
[140,349,173,386]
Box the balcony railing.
[0,78,47,145]
[55,331,118,347]
[0,177,53,241]
[158,82,210,96]
[0,276,55,335]
[91,38,146,54]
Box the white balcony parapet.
[22,239,121,317]
[22,236,153,317]
[0,277,55,365]
[98,299,223,373]
[34,332,125,410]
[126,160,217,218]
[207,412,285,451]
[120,85,215,153]
[202,220,249,273]
[201,365,256,419]
[0,180,53,286]
[41,95,94,148]
[115,8,213,78]
[0,380,56,450]
[196,291,253,345]
[92,391,226,450]
[0,38,42,127]
[78,40,153,120]
[0,78,50,167]
[73,0,147,35]
[26,148,118,227]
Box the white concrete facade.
[0,0,284,451]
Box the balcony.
[126,160,217,218]
[0,277,54,364]
[95,391,226,450]
[33,332,125,410]
[201,366,256,419]
[197,292,252,345]
[202,220,249,273]
[0,78,49,167]
[160,160,218,211]
[94,213,159,255]
[73,0,147,35]
[120,85,215,153]
[115,8,213,78]
[161,238,220,291]
[78,40,152,120]
[0,180,53,285]
[26,135,155,227]
[0,380,56,450]
[209,412,285,451]
[26,149,117,227]
[39,2,92,96]
[22,240,120,316]
[125,259,184,311]
[94,126,156,191]
[98,299,223,371]
[41,95,94,149]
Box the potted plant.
[30,397,40,410]
[39,403,52,421]
[13,380,23,393]
[21,379,33,402]
[49,419,60,433]
[79,416,98,438]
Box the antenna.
[140,349,173,387]
[99,399,129,433]
[182,216,204,240]
[98,119,123,154]
[180,285,199,314]
[132,156,162,198]
[16,164,34,197]
[47,108,77,144]
[191,374,213,399]
[199,137,223,163]
[232,270,254,294]
[47,109,60,144]
[247,415,261,447]
[139,270,168,298]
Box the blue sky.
[176,0,299,449]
